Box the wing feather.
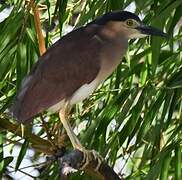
[12,25,102,122]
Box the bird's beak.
[136,24,168,38]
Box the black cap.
[92,11,141,25]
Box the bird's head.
[92,11,168,39]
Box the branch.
[59,149,122,180]
[32,2,46,55]
[0,117,56,154]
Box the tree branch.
[59,149,122,180]
[0,117,56,154]
[32,2,46,55]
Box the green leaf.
[15,140,29,171]
[174,145,182,180]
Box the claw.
[79,149,104,171]
[92,150,103,171]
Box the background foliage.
[0,0,182,179]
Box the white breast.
[48,78,99,112]
[70,78,99,105]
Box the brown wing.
[12,25,102,122]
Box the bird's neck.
[98,22,129,42]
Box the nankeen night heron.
[11,11,167,168]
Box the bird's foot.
[78,148,104,171]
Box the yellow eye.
[126,19,135,26]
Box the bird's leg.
[59,104,104,171]
[59,106,83,150]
